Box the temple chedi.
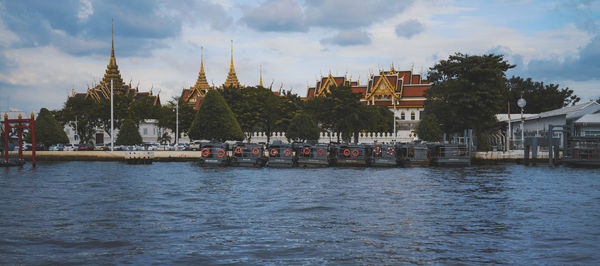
[181,47,211,108]
[223,40,241,88]
[71,22,159,106]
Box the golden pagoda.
[181,47,212,108]
[223,40,241,88]
[72,21,160,106]
[100,21,124,91]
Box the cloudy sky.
[1,0,598,113]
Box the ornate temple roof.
[100,22,124,91]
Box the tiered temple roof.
[181,47,212,108]
[306,66,430,108]
[71,23,159,106]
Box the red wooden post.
[18,114,23,161]
[30,113,36,166]
[3,113,8,163]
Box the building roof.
[496,114,537,122]
[526,101,600,121]
[574,112,600,124]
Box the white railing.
[244,131,416,143]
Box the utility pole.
[176,100,179,147]
[507,100,511,151]
[110,79,114,151]
[392,94,397,140]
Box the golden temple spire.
[223,40,241,87]
[259,64,263,87]
[192,47,210,93]
[101,19,124,92]
[229,40,235,73]
[109,19,116,67]
[200,46,204,73]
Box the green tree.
[416,114,443,142]
[503,76,580,113]
[61,96,102,144]
[425,53,514,135]
[116,119,142,145]
[188,90,244,141]
[223,86,298,143]
[329,85,368,142]
[157,97,196,139]
[24,108,69,147]
[286,113,320,142]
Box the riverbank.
[5,150,554,164]
[10,151,201,162]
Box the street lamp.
[517,97,526,148]
[175,100,179,147]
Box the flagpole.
[110,79,114,151]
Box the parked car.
[49,144,64,151]
[78,144,94,151]
[64,143,78,151]
[190,141,203,151]
[94,144,106,151]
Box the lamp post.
[110,79,114,151]
[175,100,179,147]
[517,97,526,149]
[392,94,397,140]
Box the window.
[585,130,600,137]
[143,128,148,136]
[411,112,415,120]
[401,112,405,120]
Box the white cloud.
[77,0,93,21]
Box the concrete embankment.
[8,150,552,164]
[473,150,552,164]
[14,151,202,162]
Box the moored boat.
[332,143,371,167]
[295,143,330,167]
[562,137,600,167]
[267,142,295,168]
[370,144,397,167]
[428,143,470,166]
[397,143,429,167]
[198,142,230,167]
[230,142,267,167]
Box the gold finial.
[391,62,395,72]
[72,88,75,96]
[31,112,34,119]
[18,113,22,119]
[109,19,117,67]
[200,46,204,73]
[229,40,235,73]
[4,113,7,119]
[259,64,263,87]
[150,87,153,95]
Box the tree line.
[416,53,584,149]
[8,52,594,148]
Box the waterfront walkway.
[6,150,551,163]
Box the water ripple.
[1,162,599,264]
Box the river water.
[1,162,599,264]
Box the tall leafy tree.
[116,119,142,145]
[25,108,69,147]
[188,90,244,141]
[286,112,320,142]
[416,114,443,142]
[157,97,195,139]
[61,96,102,144]
[425,53,514,135]
[503,76,580,113]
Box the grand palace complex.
[66,27,429,143]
